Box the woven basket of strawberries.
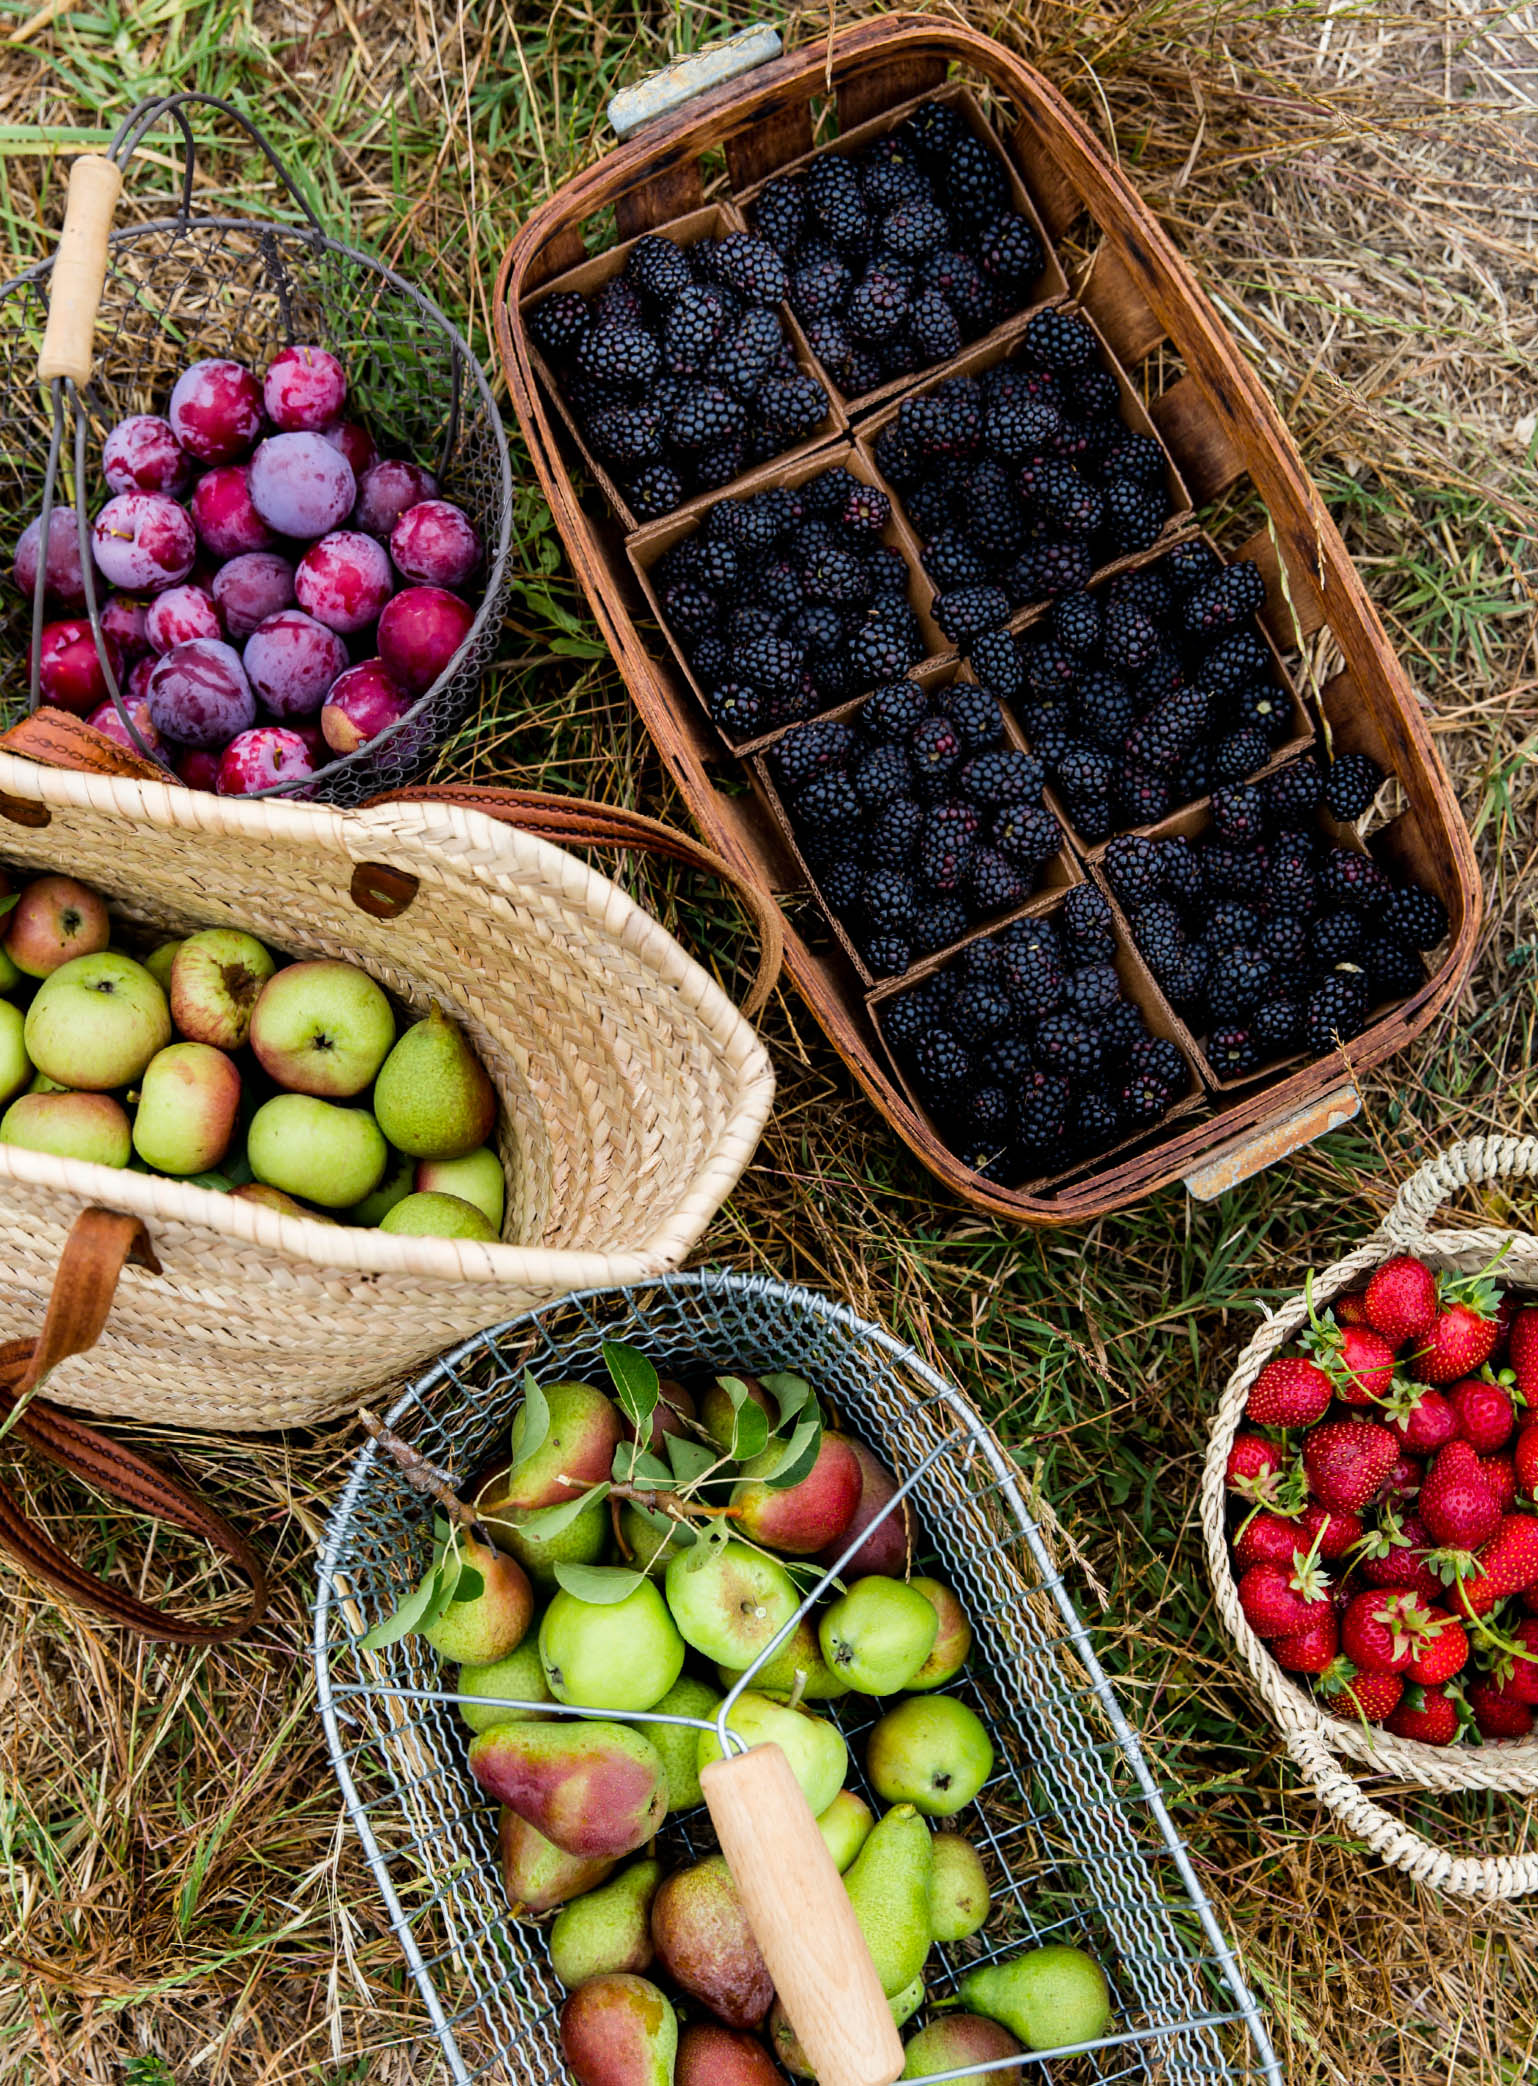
[1201,1135,1538,1898]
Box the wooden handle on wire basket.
[701,1743,904,2086]
[38,153,123,387]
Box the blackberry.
[1213,728,1273,785]
[735,632,805,692]
[969,849,1028,913]
[1051,592,1102,657]
[756,556,806,615]
[1305,969,1370,1055]
[1252,998,1305,1054]
[669,385,745,451]
[578,323,661,393]
[807,159,872,250]
[1183,561,1266,635]
[917,801,981,891]
[983,1035,1035,1082]
[863,934,913,976]
[1054,744,1117,800]
[920,250,993,332]
[802,543,870,604]
[847,267,913,344]
[1023,641,1080,700]
[624,463,686,520]
[862,868,918,935]
[1207,1026,1260,1079]
[1206,948,1273,1022]
[1158,836,1204,906]
[1210,782,1266,847]
[1021,711,1071,767]
[1021,307,1096,372]
[986,395,1062,464]
[1125,686,1210,775]
[1231,683,1293,743]
[1263,755,1323,824]
[905,481,956,537]
[904,101,968,165]
[1005,536,1094,602]
[1132,899,1185,983]
[882,988,935,1051]
[820,860,863,914]
[1035,1012,1103,1079]
[1363,936,1422,998]
[1005,911,1061,964]
[790,255,853,321]
[692,635,730,682]
[976,212,1044,287]
[1381,883,1448,950]
[942,683,1006,753]
[1070,1088,1122,1150]
[992,803,1062,869]
[1065,962,1121,1020]
[840,346,887,395]
[1099,997,1146,1064]
[804,314,852,369]
[882,196,951,259]
[595,276,648,329]
[1115,764,1173,830]
[1100,600,1160,674]
[911,713,964,793]
[908,291,964,363]
[965,461,1027,560]
[589,402,666,465]
[1128,1035,1187,1091]
[840,482,892,536]
[911,1028,972,1096]
[1000,943,1064,1018]
[529,291,589,356]
[754,177,806,254]
[958,749,1043,807]
[1060,882,1116,961]
[860,134,928,211]
[848,616,922,687]
[1102,478,1168,555]
[1199,632,1272,698]
[1015,1071,1073,1150]
[1018,457,1102,537]
[863,679,929,738]
[1164,539,1223,595]
[756,375,830,441]
[1132,648,1185,708]
[926,529,992,589]
[913,898,969,954]
[867,548,910,597]
[965,1085,1014,1144]
[1199,842,1266,901]
[710,308,786,398]
[870,796,924,868]
[853,743,913,810]
[663,286,733,372]
[796,769,863,839]
[799,466,858,516]
[708,234,788,306]
[950,981,1015,1045]
[800,604,847,654]
[1258,916,1310,969]
[661,580,720,639]
[1207,901,1261,946]
[1102,836,1164,908]
[1120,1071,1177,1124]
[959,937,1006,985]
[1318,849,1392,911]
[1075,671,1136,753]
[933,585,1012,646]
[1070,367,1121,420]
[626,234,695,304]
[942,135,1010,225]
[1309,909,1366,966]
[694,436,748,490]
[1324,751,1384,821]
[774,717,856,793]
[1176,746,1212,804]
[901,383,984,458]
[1072,799,1115,844]
[1100,431,1166,486]
[709,684,765,737]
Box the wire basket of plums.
[3,93,511,804]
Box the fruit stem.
[356,1406,483,1535]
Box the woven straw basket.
[1202,1137,1538,1899]
[0,741,774,1433]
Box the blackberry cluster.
[881,892,1190,1182]
[981,544,1290,841]
[752,100,1048,401]
[529,230,830,520]
[871,310,1174,637]
[650,466,927,741]
[1101,755,1449,1077]
[771,678,1064,974]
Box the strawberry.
[1505,1618,1538,1706]
[1334,1290,1372,1328]
[1341,1589,1420,1673]
[1452,1515,1538,1617]
[1319,1662,1404,1723]
[1246,1355,1333,1427]
[1468,1675,1534,1740]
[1302,1419,1399,1512]
[1383,1450,1424,1500]
[1508,1306,1538,1401]
[1412,1266,1504,1384]
[1385,1683,1461,1746]
[1302,1282,1397,1404]
[1524,1586,1538,1617]
[1516,1423,1538,1504]
[1273,1611,1340,1674]
[1492,1292,1522,1363]
[1480,1455,1517,1514]
[1363,1255,1437,1346]
[1449,1376,1515,1452]
[1238,1555,1332,1638]
[1225,1433,1293,1507]
[1233,1511,1309,1571]
[1418,1440,1501,1550]
[1403,1606,1468,1685]
[1358,1511,1442,1599]
[1387,1383,1457,1455]
[1297,1501,1363,1560]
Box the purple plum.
[248,433,356,538]
[377,585,474,694]
[321,420,378,479]
[190,464,277,558]
[146,638,256,748]
[263,344,347,431]
[242,609,347,718]
[353,458,438,539]
[15,509,92,610]
[168,358,263,463]
[211,552,295,641]
[295,530,393,633]
[321,658,411,754]
[100,594,152,663]
[34,619,113,713]
[87,697,161,755]
[177,747,222,791]
[217,726,316,795]
[92,492,195,594]
[390,499,481,589]
[102,414,193,496]
[145,584,221,655]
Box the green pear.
[539,1579,685,1712]
[664,1538,799,1669]
[560,1972,677,2086]
[420,1534,533,1666]
[908,1580,972,1690]
[478,1480,611,1585]
[338,1146,414,1226]
[867,1695,994,1818]
[677,2023,783,2086]
[695,1691,847,1817]
[817,1787,873,1872]
[372,1003,496,1159]
[0,1000,30,1107]
[650,1855,772,2029]
[640,1675,720,1812]
[549,1858,662,1988]
[698,1373,775,1451]
[716,1615,847,1703]
[819,1577,938,1695]
[843,1803,932,1998]
[499,1807,615,1913]
[890,1977,925,2029]
[379,1189,498,1240]
[621,1499,693,1579]
[928,1832,990,1940]
[468,1718,668,1858]
[247,1094,386,1207]
[632,1378,696,1455]
[502,1380,623,1512]
[729,1432,863,1556]
[901,2015,1023,2086]
[416,1145,504,1228]
[456,1639,554,1733]
[958,1946,1112,2052]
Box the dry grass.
[0,0,1536,2080]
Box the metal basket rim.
[311,1265,1281,2086]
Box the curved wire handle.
[108,91,328,236]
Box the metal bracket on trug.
[608,26,783,139]
[1184,1085,1360,1201]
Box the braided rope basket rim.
[1201,1135,1538,1898]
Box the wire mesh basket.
[1,93,511,803]
[315,1270,1279,2085]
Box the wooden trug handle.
[39,153,123,386]
[701,1743,904,2086]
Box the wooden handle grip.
[39,154,123,386]
[701,1743,904,2086]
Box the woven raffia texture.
[1201,1137,1538,1898]
[0,751,773,1431]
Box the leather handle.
[0,1208,267,1645]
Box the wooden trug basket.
[496,16,1481,1223]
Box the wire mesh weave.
[314,1269,1280,2085]
[1,94,512,804]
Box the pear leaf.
[603,1340,659,1436]
[665,1433,717,1484]
[0,892,18,919]
[418,1543,464,1631]
[686,1519,733,1572]
[356,1563,440,1651]
[432,1516,454,1545]
[758,1412,823,1490]
[761,1370,817,1429]
[451,1567,484,1605]
[506,1371,549,1478]
[628,1450,676,1489]
[516,1482,609,1539]
[717,1376,771,1462]
[553,1562,647,1604]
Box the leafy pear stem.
[356,1407,484,1536]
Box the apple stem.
[356,1406,483,1534]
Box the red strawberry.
[1450,1376,1515,1452]
[1225,1433,1289,1505]
[1359,1512,1442,1599]
[1412,1267,1504,1384]
[1385,1683,1460,1746]
[1246,1356,1333,1427]
[1403,1606,1468,1685]
[1524,1586,1538,1617]
[1233,1511,1309,1571]
[1297,1501,1363,1560]
[1238,1557,1332,1638]
[1389,1385,1457,1455]
[1517,1423,1538,1504]
[1273,1611,1340,1673]
[1383,1450,1424,1500]
[1335,1290,1372,1328]
[1419,1440,1501,1550]
[1468,1676,1534,1739]
[1492,1291,1521,1362]
[1320,1664,1404,1723]
[1505,1618,1538,1706]
[1341,1590,1420,1673]
[1453,1515,1538,1617]
[1509,1306,1538,1401]
[1333,1326,1397,1405]
[1364,1255,1437,1346]
[1480,1455,1517,1514]
[1302,1419,1399,1512]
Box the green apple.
[248,959,396,1097]
[0,941,22,995]
[0,1091,131,1167]
[24,952,171,1090]
[663,1538,800,1669]
[539,1579,685,1712]
[229,1181,334,1220]
[247,1094,387,1207]
[169,928,276,1049]
[695,1690,848,1815]
[0,1000,31,1107]
[378,1190,498,1240]
[415,1146,504,1229]
[6,875,110,978]
[144,940,182,991]
[28,1072,70,1094]
[132,1042,241,1175]
[818,1576,939,1695]
[338,1147,413,1226]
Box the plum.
[168,358,263,464]
[190,464,276,558]
[146,638,256,748]
[242,609,348,718]
[145,584,221,655]
[102,414,192,496]
[211,552,295,641]
[87,697,161,755]
[288,720,326,766]
[321,658,411,754]
[263,344,347,432]
[100,594,152,663]
[390,499,481,589]
[248,433,356,538]
[125,654,156,705]
[92,492,195,594]
[321,420,378,479]
[35,619,114,713]
[353,458,437,539]
[294,530,393,633]
[377,585,473,694]
[176,747,222,791]
[217,726,315,795]
[15,508,91,609]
